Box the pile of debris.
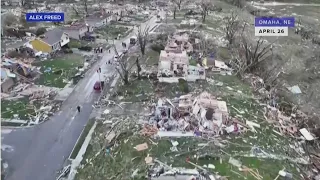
[2,83,61,124]
[240,74,320,178]
[148,159,224,180]
[244,74,316,140]
[142,91,252,138]
[264,105,309,137]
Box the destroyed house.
[1,67,16,93]
[104,8,124,21]
[192,92,228,131]
[158,50,189,77]
[165,33,193,53]
[164,41,182,53]
[85,11,113,28]
[61,23,93,40]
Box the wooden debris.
[140,124,158,136]
[134,143,148,151]
[145,154,153,164]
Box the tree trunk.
[141,47,145,55]
[84,2,88,15]
[136,57,141,80]
[202,12,206,22]
[124,72,129,85]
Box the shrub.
[151,43,165,54]
[78,46,92,51]
[68,40,82,48]
[35,27,47,36]
[178,79,189,93]
[63,49,73,53]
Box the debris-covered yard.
[75,72,309,180]
[95,26,131,40]
[72,7,320,177]
[1,97,40,120]
[33,54,85,88]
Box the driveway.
[1,13,161,180]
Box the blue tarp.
[0,68,8,80]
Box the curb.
[67,121,97,180]
[68,126,86,161]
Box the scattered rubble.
[145,91,248,137]
[1,83,61,124]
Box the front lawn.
[1,97,40,120]
[33,54,85,88]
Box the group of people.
[94,47,103,53]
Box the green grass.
[33,54,84,88]
[95,26,129,39]
[1,121,28,126]
[190,59,198,66]
[69,119,95,159]
[217,47,232,60]
[1,97,41,120]
[144,49,160,65]
[167,17,184,24]
[68,39,82,48]
[111,79,155,102]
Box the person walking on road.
[77,105,81,112]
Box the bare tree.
[72,5,79,16]
[20,0,28,6]
[170,0,179,19]
[137,25,150,56]
[232,0,245,8]
[172,4,177,19]
[198,0,213,23]
[233,37,273,75]
[83,0,88,15]
[170,0,185,19]
[225,12,239,46]
[199,31,215,57]
[177,0,183,10]
[136,57,142,80]
[113,45,135,85]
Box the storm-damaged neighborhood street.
[1,0,320,180]
[1,1,161,179]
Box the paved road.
[1,13,161,180]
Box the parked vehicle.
[94,81,104,91]
[130,36,137,45]
[82,35,96,41]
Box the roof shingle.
[40,28,64,45]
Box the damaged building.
[144,92,245,138]
[158,32,205,83]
